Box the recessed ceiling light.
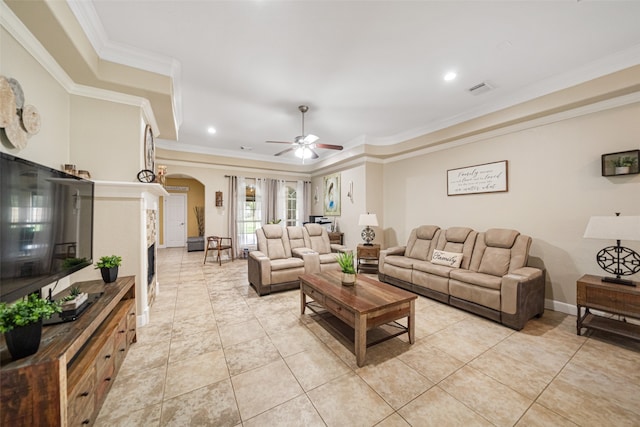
[207,127,216,134]
[444,71,457,82]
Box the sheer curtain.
[256,178,285,224]
[297,180,311,225]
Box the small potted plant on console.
[61,286,88,311]
[336,251,356,286]
[95,255,122,283]
[0,294,61,360]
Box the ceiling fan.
[266,105,343,161]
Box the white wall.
[383,101,640,308]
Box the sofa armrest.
[381,246,406,256]
[500,267,545,330]
[248,251,272,292]
[379,246,406,275]
[330,244,351,253]
[291,248,321,274]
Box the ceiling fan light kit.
[266,105,343,162]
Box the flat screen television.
[0,152,94,303]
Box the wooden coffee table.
[300,270,417,367]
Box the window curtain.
[231,176,249,255]
[297,180,311,226]
[256,178,284,225]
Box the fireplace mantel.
[94,180,169,198]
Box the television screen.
[0,153,94,303]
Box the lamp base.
[602,276,636,287]
[362,242,374,246]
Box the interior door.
[165,194,187,247]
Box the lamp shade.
[583,215,640,241]
[358,213,378,227]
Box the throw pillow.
[431,250,463,268]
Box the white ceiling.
[72,1,640,164]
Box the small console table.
[576,274,640,341]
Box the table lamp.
[583,213,640,286]
[359,213,378,246]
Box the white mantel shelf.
[93,180,170,198]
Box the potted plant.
[336,251,356,286]
[95,255,122,283]
[61,286,88,311]
[0,294,61,360]
[612,156,637,175]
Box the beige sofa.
[379,225,544,330]
[248,224,349,296]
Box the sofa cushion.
[478,247,511,277]
[318,253,338,264]
[406,225,439,261]
[304,223,332,254]
[445,227,473,243]
[413,260,455,278]
[485,228,519,249]
[384,255,415,269]
[287,226,306,250]
[450,270,502,290]
[431,250,463,268]
[263,224,284,239]
[269,257,304,271]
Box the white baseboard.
[545,299,577,316]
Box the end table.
[357,244,380,274]
[576,274,640,341]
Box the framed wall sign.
[447,160,508,196]
[323,173,341,216]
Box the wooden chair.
[203,236,234,265]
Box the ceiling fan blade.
[303,134,319,144]
[266,140,294,144]
[274,147,295,156]
[315,143,343,151]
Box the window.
[237,184,261,248]
[285,185,297,226]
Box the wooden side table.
[328,232,344,245]
[357,244,380,274]
[576,274,640,341]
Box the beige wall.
[70,97,143,181]
[383,101,640,309]
[1,27,70,168]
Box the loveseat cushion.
[269,257,305,271]
[287,226,306,250]
[304,223,332,254]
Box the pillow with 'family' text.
[431,250,463,268]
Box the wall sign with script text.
[447,160,508,196]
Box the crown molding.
[67,0,183,129]
[1,1,160,136]
[368,43,640,147]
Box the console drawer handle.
[82,419,90,425]
[104,354,111,359]
[80,391,89,397]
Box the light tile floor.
[96,248,640,426]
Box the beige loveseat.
[379,225,544,330]
[248,224,349,296]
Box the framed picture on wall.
[323,173,341,216]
